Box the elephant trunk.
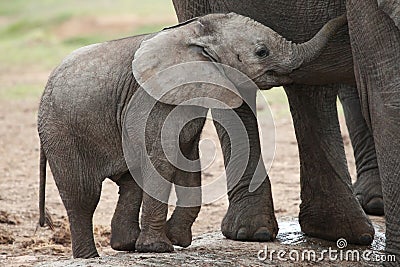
[290,14,347,69]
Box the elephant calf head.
[132,12,347,108]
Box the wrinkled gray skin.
[38,13,345,258]
[347,0,400,263]
[172,0,382,246]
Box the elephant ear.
[132,20,243,109]
[378,0,400,30]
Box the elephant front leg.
[285,84,374,245]
[165,122,204,247]
[166,170,201,248]
[110,172,142,251]
[135,160,174,253]
[211,100,278,242]
[338,84,383,216]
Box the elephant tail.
[39,147,54,230]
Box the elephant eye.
[255,45,269,58]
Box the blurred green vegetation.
[261,89,344,118]
[261,88,289,119]
[0,0,176,100]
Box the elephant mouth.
[253,70,294,90]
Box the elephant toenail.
[365,197,384,216]
[237,227,248,240]
[253,227,272,241]
[359,234,373,245]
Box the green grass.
[261,87,291,118]
[0,13,73,38]
[260,87,345,118]
[132,24,170,35]
[0,0,176,72]
[0,0,27,16]
[0,0,174,18]
[62,35,110,47]
[0,0,176,100]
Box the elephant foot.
[353,168,384,216]
[165,218,192,247]
[221,196,278,242]
[74,250,99,259]
[299,192,375,245]
[135,230,174,253]
[110,223,140,251]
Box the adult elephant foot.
[299,186,375,245]
[353,169,384,216]
[221,182,278,242]
[285,85,375,246]
[221,202,278,242]
[211,95,278,242]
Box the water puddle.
[276,217,386,253]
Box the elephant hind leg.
[353,169,384,216]
[56,177,102,258]
[338,84,384,216]
[110,172,142,251]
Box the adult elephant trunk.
[289,14,348,69]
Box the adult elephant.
[172,0,382,244]
[347,0,400,262]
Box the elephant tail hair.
[39,147,54,230]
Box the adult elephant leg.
[347,0,400,261]
[285,84,374,245]
[110,172,142,251]
[338,84,383,215]
[211,93,278,242]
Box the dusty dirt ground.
[0,94,387,266]
[0,14,387,267]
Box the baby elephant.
[38,13,347,258]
